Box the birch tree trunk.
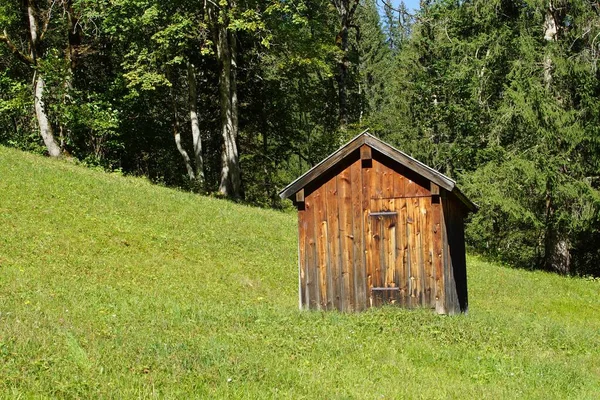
[212,4,242,199]
[27,0,61,157]
[34,74,62,157]
[187,62,205,188]
[170,81,195,181]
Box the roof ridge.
[278,130,476,212]
[363,134,457,186]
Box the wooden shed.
[279,132,477,314]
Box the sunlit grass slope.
[1,146,599,399]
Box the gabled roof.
[279,131,477,212]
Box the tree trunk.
[337,4,349,129]
[332,0,359,129]
[27,0,62,157]
[545,234,570,274]
[27,0,38,61]
[58,0,82,150]
[170,82,195,181]
[543,4,561,89]
[540,4,570,274]
[230,28,239,156]
[65,0,83,71]
[174,128,196,182]
[187,62,205,188]
[544,6,558,42]
[34,74,62,157]
[213,8,242,199]
[543,182,570,274]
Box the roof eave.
[451,186,479,213]
[278,132,368,199]
[363,135,455,192]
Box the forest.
[1,0,599,276]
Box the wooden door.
[367,197,434,308]
[368,210,399,306]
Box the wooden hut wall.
[298,154,364,312]
[298,148,459,313]
[441,194,469,314]
[365,154,443,311]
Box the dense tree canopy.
[1,0,599,275]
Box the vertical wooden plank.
[362,163,373,308]
[417,197,426,307]
[385,215,397,304]
[386,197,396,305]
[432,194,444,314]
[325,176,341,311]
[351,160,365,311]
[370,199,383,307]
[413,197,422,306]
[415,179,430,197]
[443,197,454,313]
[317,220,329,310]
[396,198,408,307]
[298,209,307,309]
[382,164,394,199]
[440,192,451,314]
[338,168,354,312]
[304,194,317,309]
[404,199,414,307]
[365,213,374,308]
[393,166,405,198]
[405,176,417,197]
[313,189,323,310]
[408,197,420,307]
[415,197,426,306]
[387,196,395,215]
[313,186,328,310]
[369,198,383,307]
[360,145,372,161]
[413,198,425,306]
[371,213,380,306]
[423,197,435,308]
[373,159,384,199]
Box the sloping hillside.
[0,146,599,399]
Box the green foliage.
[463,158,547,267]
[366,0,600,275]
[0,72,34,149]
[356,0,394,119]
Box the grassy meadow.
[0,146,599,399]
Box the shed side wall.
[442,193,469,314]
[298,207,307,309]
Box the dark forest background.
[1,0,599,275]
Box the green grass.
[1,146,599,399]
